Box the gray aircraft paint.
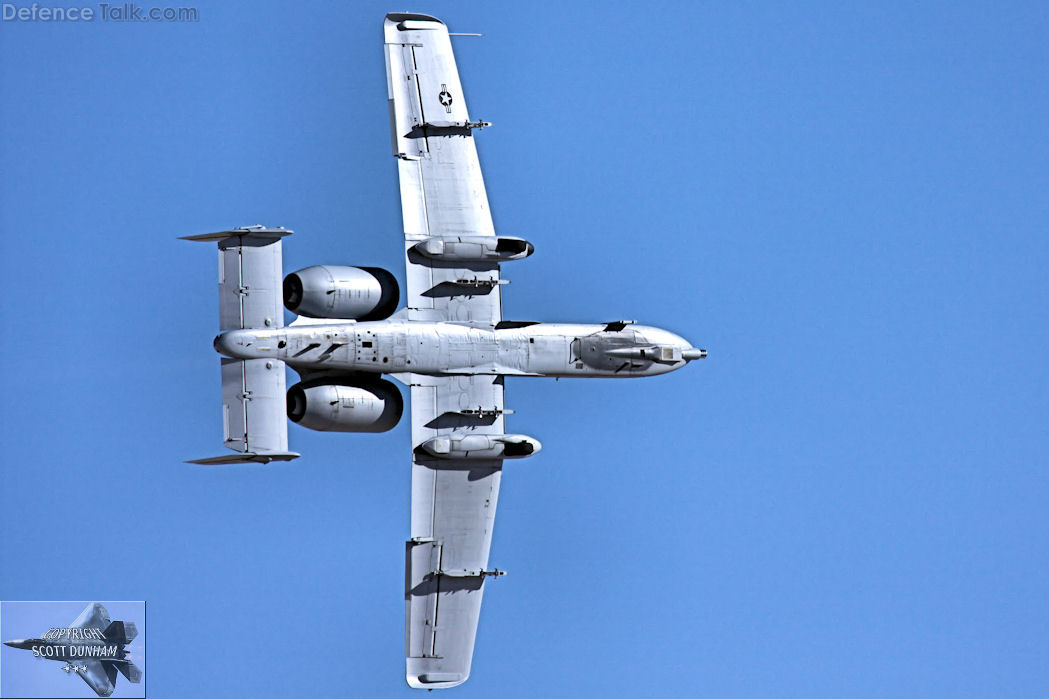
[213,320,699,379]
[185,12,706,690]
[3,603,142,697]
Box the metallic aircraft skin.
[186,11,706,691]
[2,603,142,697]
[213,321,702,378]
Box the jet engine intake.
[419,433,541,460]
[283,265,399,320]
[287,379,403,433]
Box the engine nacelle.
[286,379,403,433]
[283,265,399,320]
[419,433,541,460]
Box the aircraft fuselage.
[214,320,704,378]
[2,638,126,661]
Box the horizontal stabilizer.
[114,660,143,683]
[218,357,292,457]
[179,224,292,243]
[186,225,297,462]
[102,660,119,691]
[188,451,299,465]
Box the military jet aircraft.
[184,12,705,689]
[3,603,142,697]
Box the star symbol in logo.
[439,90,453,106]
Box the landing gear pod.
[419,433,541,460]
[283,265,400,320]
[287,378,403,433]
[411,236,534,262]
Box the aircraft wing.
[385,13,508,688]
[402,373,505,689]
[384,13,502,326]
[70,603,110,630]
[75,660,117,697]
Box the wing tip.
[385,13,447,39]
[406,657,469,689]
[386,12,444,25]
[406,672,468,690]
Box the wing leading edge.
[70,603,111,630]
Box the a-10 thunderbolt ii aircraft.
[184,12,705,690]
[3,603,142,697]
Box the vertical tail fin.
[183,226,299,465]
[101,620,137,645]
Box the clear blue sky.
[2,1,1047,697]
[1,601,145,697]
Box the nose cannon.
[576,331,707,371]
[605,345,707,363]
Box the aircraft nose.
[4,639,31,649]
[661,330,705,362]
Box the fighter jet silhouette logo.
[3,603,143,697]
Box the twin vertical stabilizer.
[182,226,299,464]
